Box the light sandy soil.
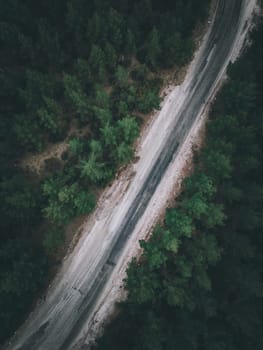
[20,125,89,176]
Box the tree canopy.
[0,0,211,344]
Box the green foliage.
[0,239,48,343]
[69,137,85,155]
[0,0,213,344]
[115,65,129,88]
[124,29,136,57]
[14,116,44,151]
[89,45,107,82]
[94,21,263,350]
[0,175,42,233]
[74,190,96,215]
[131,64,149,82]
[0,0,206,153]
[104,42,118,70]
[43,227,64,254]
[115,142,133,164]
[143,28,161,68]
[165,208,193,238]
[162,32,194,68]
[80,140,110,183]
[37,97,61,131]
[117,116,139,143]
[63,73,90,120]
[42,177,95,224]
[106,7,124,49]
[137,89,160,113]
[19,70,57,110]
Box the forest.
[0,0,211,344]
[94,21,263,350]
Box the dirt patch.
[20,141,68,176]
[19,124,90,177]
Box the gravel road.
[5,1,257,349]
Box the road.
[6,0,256,349]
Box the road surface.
[6,0,256,349]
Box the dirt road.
[6,1,257,349]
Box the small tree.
[43,227,64,254]
[116,142,132,164]
[117,116,139,143]
[63,73,90,119]
[115,66,129,88]
[80,140,109,183]
[88,44,106,81]
[74,190,96,215]
[144,28,161,68]
[69,137,84,155]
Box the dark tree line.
[94,21,263,350]
[0,0,210,344]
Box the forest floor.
[19,124,90,176]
